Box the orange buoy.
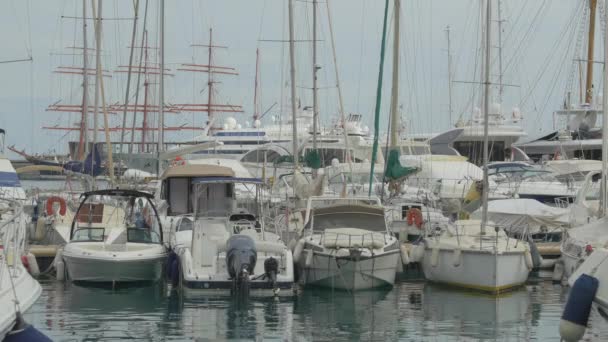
[406,208,424,229]
[45,196,67,216]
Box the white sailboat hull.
[421,247,529,293]
[0,265,42,340]
[297,249,400,291]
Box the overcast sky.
[0,0,594,158]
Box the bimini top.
[82,188,155,199]
[160,164,235,180]
[191,176,263,184]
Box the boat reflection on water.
[169,292,297,340]
[34,280,166,340]
[292,288,396,340]
[422,284,532,340]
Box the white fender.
[452,248,462,267]
[288,238,297,252]
[293,239,305,261]
[56,261,65,281]
[26,253,40,276]
[305,249,313,268]
[552,260,565,282]
[409,244,425,263]
[336,248,350,258]
[400,245,410,265]
[431,247,440,268]
[525,249,534,270]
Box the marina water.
[20,180,608,341]
[21,275,608,341]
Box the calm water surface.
[22,275,608,341]
[19,180,608,341]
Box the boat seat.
[322,228,385,249]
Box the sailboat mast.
[90,0,114,182]
[601,0,608,216]
[288,0,299,168]
[93,0,102,151]
[208,28,215,134]
[81,0,89,159]
[389,0,400,149]
[446,25,453,126]
[586,0,597,104]
[312,0,319,151]
[253,48,260,121]
[497,0,504,103]
[325,0,350,163]
[119,0,140,159]
[481,0,492,234]
[158,0,165,153]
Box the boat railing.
[554,197,570,209]
[451,222,522,252]
[0,198,26,275]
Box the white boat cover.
[567,217,608,246]
[568,247,608,309]
[471,199,569,234]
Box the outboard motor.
[226,235,257,297]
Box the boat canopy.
[307,204,387,232]
[160,164,234,179]
[192,176,263,184]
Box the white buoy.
[55,261,65,281]
[525,249,534,270]
[553,260,565,282]
[293,239,305,261]
[305,249,313,268]
[26,253,40,277]
[336,248,350,258]
[409,244,425,263]
[431,247,440,267]
[452,248,462,267]
[400,245,410,265]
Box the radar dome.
[224,117,237,130]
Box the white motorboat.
[419,220,532,293]
[167,160,295,297]
[61,189,167,283]
[487,162,578,204]
[293,196,401,291]
[0,198,42,340]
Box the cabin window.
[194,183,234,216]
[168,178,189,215]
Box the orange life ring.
[46,196,67,216]
[406,208,424,229]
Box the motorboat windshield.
[191,176,263,218]
[305,204,387,232]
[70,189,163,244]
